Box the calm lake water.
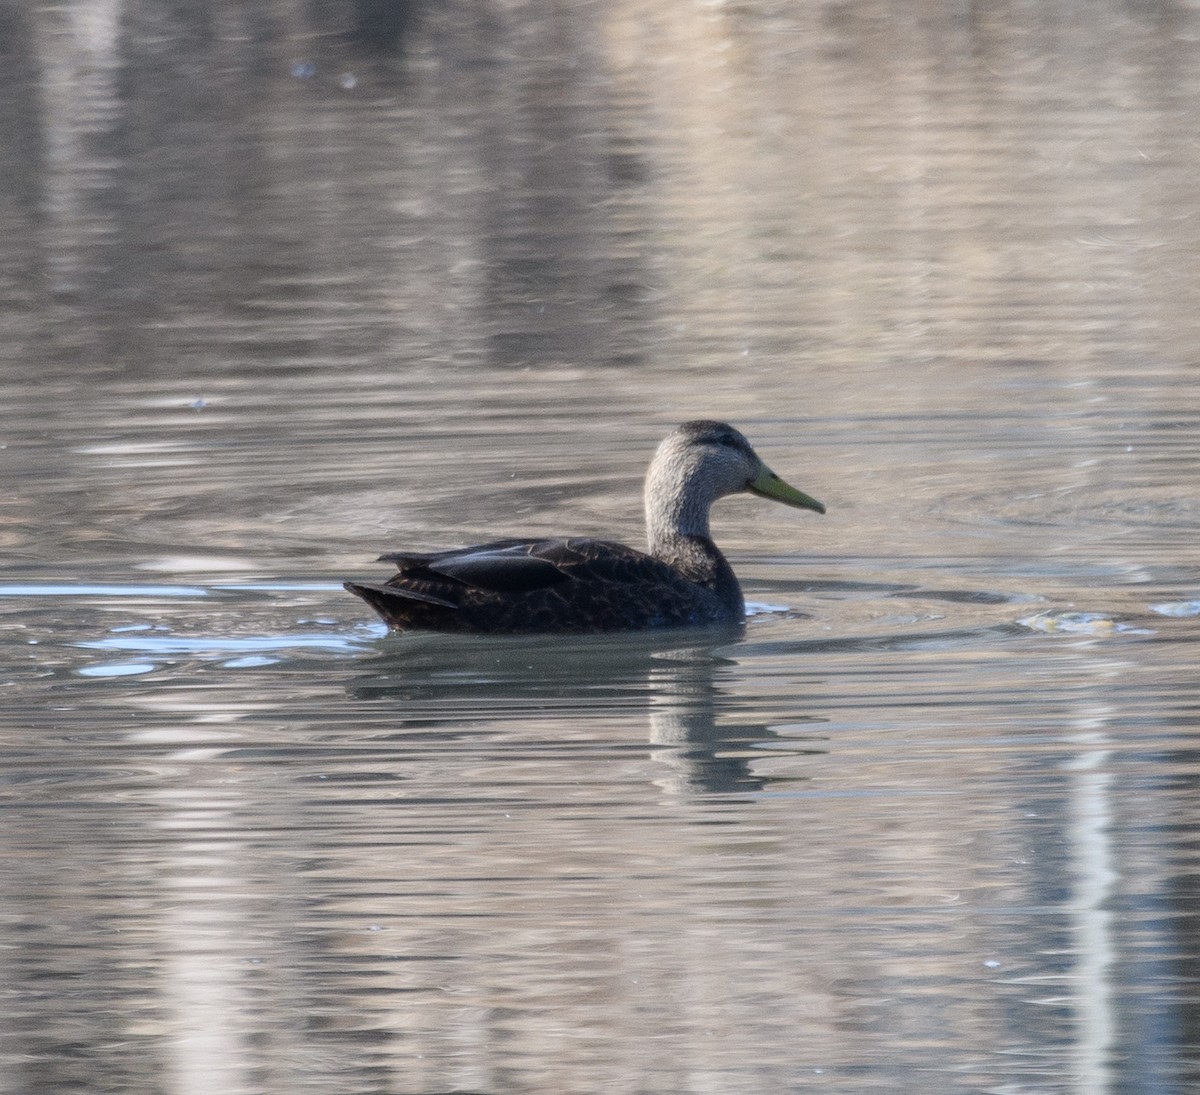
[2,2,1199,1093]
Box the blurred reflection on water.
[2,1,1200,1093]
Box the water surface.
[2,2,1199,1093]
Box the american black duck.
[344,420,825,633]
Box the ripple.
[933,486,1200,533]
[0,581,344,598]
[77,661,158,678]
[887,587,1040,607]
[742,622,1027,656]
[75,626,371,672]
[0,582,210,598]
[1150,600,1200,618]
[745,600,791,617]
[1017,611,1155,636]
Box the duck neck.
[646,484,708,559]
[646,498,743,614]
[654,531,744,619]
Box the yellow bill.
[748,466,826,514]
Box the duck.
[344,420,824,633]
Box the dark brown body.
[343,535,741,634]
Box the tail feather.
[343,580,459,621]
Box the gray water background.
[1,2,1199,1092]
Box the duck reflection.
[346,628,826,795]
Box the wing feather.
[349,536,730,632]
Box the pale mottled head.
[645,420,824,548]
